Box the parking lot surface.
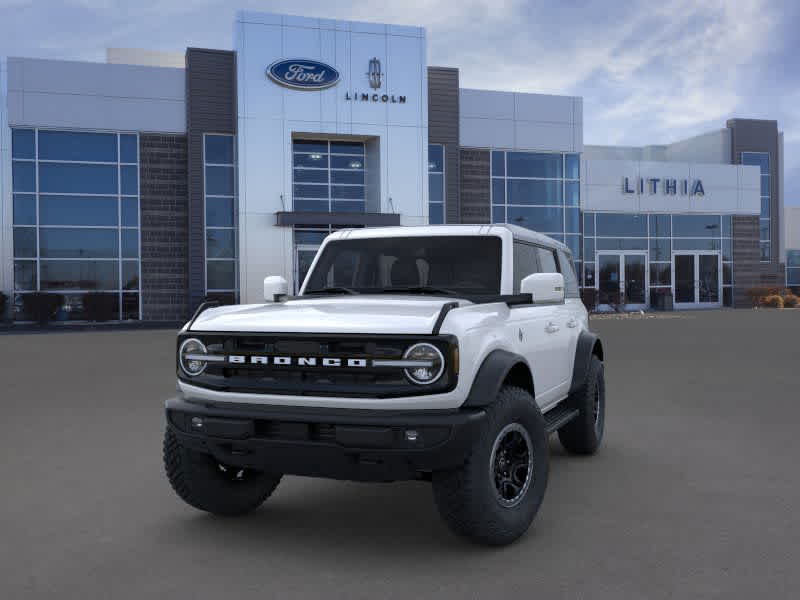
[1,309,799,599]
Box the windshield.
[302,236,502,296]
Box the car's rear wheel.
[163,428,282,516]
[432,385,549,546]
[558,355,605,454]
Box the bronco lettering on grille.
[227,355,368,368]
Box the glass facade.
[787,250,800,288]
[742,152,771,261]
[292,140,365,213]
[204,134,238,302]
[11,128,141,320]
[428,144,444,224]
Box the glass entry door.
[597,252,648,311]
[672,252,721,309]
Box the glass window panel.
[121,197,139,227]
[583,213,595,236]
[673,238,721,251]
[787,268,800,285]
[584,237,595,262]
[207,260,236,290]
[787,251,800,268]
[741,152,769,174]
[565,234,581,260]
[584,262,595,287]
[428,173,444,204]
[12,161,36,192]
[596,238,647,250]
[650,263,671,286]
[206,229,236,258]
[330,141,364,155]
[536,247,559,273]
[506,206,563,232]
[294,168,328,184]
[332,170,365,185]
[293,153,329,168]
[595,213,647,237]
[649,214,671,237]
[40,195,118,226]
[121,165,138,195]
[507,179,562,205]
[293,140,328,154]
[565,154,580,179]
[331,185,364,200]
[649,238,671,261]
[491,151,505,177]
[40,228,118,258]
[492,206,505,224]
[122,293,140,320]
[294,230,328,245]
[565,181,579,206]
[759,219,770,240]
[492,179,505,205]
[507,152,562,178]
[672,214,721,237]
[13,227,37,258]
[205,165,235,195]
[294,199,329,212]
[429,202,444,225]
[205,197,234,227]
[331,200,366,213]
[565,207,580,233]
[122,261,139,290]
[205,135,234,164]
[546,233,564,242]
[38,131,117,162]
[40,260,119,290]
[13,194,36,225]
[121,229,139,258]
[721,215,732,237]
[760,242,770,261]
[760,175,770,196]
[723,263,732,285]
[761,197,770,218]
[513,242,539,291]
[294,184,329,199]
[14,261,37,291]
[39,163,118,194]
[120,134,138,163]
[428,144,444,172]
[330,155,362,169]
[12,129,35,159]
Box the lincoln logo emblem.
[367,57,382,89]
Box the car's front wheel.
[163,429,282,516]
[432,385,549,546]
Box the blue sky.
[2,0,797,205]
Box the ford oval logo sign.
[267,59,340,90]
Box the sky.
[1,0,798,205]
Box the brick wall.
[139,134,189,322]
[459,149,490,224]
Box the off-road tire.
[163,428,281,516]
[558,355,605,455]
[432,386,549,546]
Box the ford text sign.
[267,59,340,90]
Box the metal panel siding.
[427,67,460,223]
[459,148,490,224]
[186,48,237,312]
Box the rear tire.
[163,428,281,516]
[558,355,605,455]
[432,386,549,546]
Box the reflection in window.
[428,144,445,224]
[742,152,770,261]
[204,134,238,298]
[292,139,365,213]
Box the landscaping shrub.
[782,294,799,308]
[83,292,118,322]
[22,293,64,324]
[762,295,784,309]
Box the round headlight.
[179,338,208,376]
[403,343,445,385]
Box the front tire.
[558,355,605,455]
[163,428,282,516]
[432,386,549,546]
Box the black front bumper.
[166,396,486,482]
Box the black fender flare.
[569,330,604,395]
[462,349,534,408]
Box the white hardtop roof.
[327,224,571,254]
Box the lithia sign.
[267,57,407,103]
[623,177,705,196]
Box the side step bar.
[544,404,580,434]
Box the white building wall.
[785,206,800,250]
[235,11,429,302]
[585,129,731,165]
[459,88,582,152]
[7,57,185,132]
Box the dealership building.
[0,10,793,322]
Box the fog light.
[405,430,419,442]
[191,416,204,429]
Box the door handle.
[566,317,578,328]
[545,322,560,334]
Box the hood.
[189,295,465,335]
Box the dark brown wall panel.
[428,67,460,223]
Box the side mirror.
[520,272,565,304]
[263,276,289,303]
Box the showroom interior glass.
[741,152,770,262]
[204,134,238,302]
[788,250,800,289]
[292,140,365,213]
[490,150,581,276]
[582,213,733,308]
[428,144,444,224]
[11,128,141,320]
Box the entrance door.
[596,252,648,311]
[672,252,721,309]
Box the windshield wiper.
[377,286,459,297]
[303,286,359,296]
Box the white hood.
[189,295,464,335]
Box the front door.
[672,252,721,309]
[596,252,648,311]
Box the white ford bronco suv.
[164,225,605,545]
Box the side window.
[557,249,580,298]
[513,242,539,293]
[535,247,559,273]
